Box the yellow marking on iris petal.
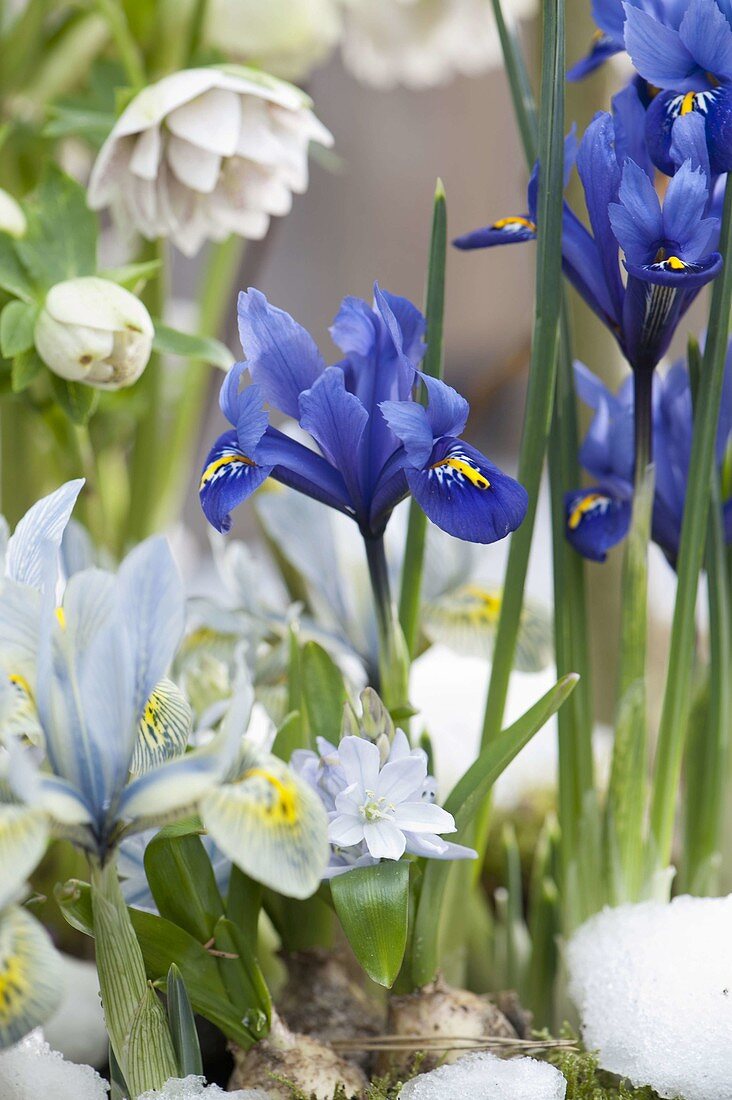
[680,91,696,115]
[492,216,537,232]
[243,767,298,825]
[431,457,491,489]
[8,672,32,698]
[568,492,607,530]
[465,585,502,618]
[200,452,254,489]
[55,607,66,629]
[141,693,167,750]
[666,255,687,270]
[0,955,29,1021]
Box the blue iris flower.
[199,286,528,545]
[567,0,633,80]
[565,352,732,563]
[623,0,732,175]
[455,94,723,376]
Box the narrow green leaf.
[411,674,578,986]
[43,106,118,142]
[301,642,346,744]
[16,165,97,288]
[271,710,307,763]
[331,862,410,988]
[50,375,98,425]
[1,300,38,357]
[166,964,203,1078]
[0,236,35,303]
[398,179,447,657]
[99,259,163,290]
[263,890,335,952]
[144,829,225,943]
[212,917,271,1041]
[226,866,263,944]
[124,983,178,1097]
[152,321,233,370]
[11,348,44,393]
[479,0,566,749]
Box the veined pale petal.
[422,584,553,672]
[6,480,84,592]
[0,906,63,1050]
[130,678,193,776]
[200,753,329,899]
[0,806,49,911]
[6,744,93,828]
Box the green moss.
[549,1043,663,1100]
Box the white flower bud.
[34,276,154,390]
[87,66,333,257]
[205,0,342,81]
[0,187,26,238]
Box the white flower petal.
[167,87,242,156]
[44,277,154,335]
[129,125,162,180]
[393,801,456,834]
[363,818,406,860]
[338,735,380,796]
[376,755,425,804]
[328,813,365,848]
[165,136,221,194]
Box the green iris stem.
[126,240,167,546]
[153,236,245,532]
[398,179,447,658]
[73,423,108,550]
[0,399,31,528]
[606,367,654,902]
[650,179,732,869]
[90,856,177,1097]
[478,0,565,746]
[364,533,408,711]
[94,0,146,90]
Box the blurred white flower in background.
[340,0,537,89]
[88,67,333,257]
[205,0,343,81]
[0,189,26,238]
[34,276,154,390]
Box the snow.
[397,1051,567,1099]
[567,895,732,1100]
[138,1077,270,1099]
[0,1030,108,1100]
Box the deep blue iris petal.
[237,288,326,419]
[406,439,528,545]
[647,87,732,176]
[565,487,631,562]
[199,429,272,534]
[567,35,623,82]
[256,427,353,513]
[623,4,697,88]
[577,113,626,322]
[453,220,537,249]
[299,367,369,516]
[612,82,655,179]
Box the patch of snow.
[397,1051,567,1099]
[0,1030,108,1100]
[138,1076,270,1099]
[567,895,732,1100]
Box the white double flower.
[88,67,333,256]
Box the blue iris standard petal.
[623,3,697,88]
[669,111,712,179]
[374,286,427,368]
[199,429,272,533]
[379,401,434,469]
[237,288,326,419]
[406,439,528,544]
[662,161,717,255]
[608,159,663,264]
[678,0,732,83]
[565,487,632,561]
[576,113,626,321]
[612,82,655,179]
[299,367,369,516]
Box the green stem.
[606,368,654,901]
[126,240,167,545]
[0,399,30,527]
[74,423,108,549]
[479,0,565,750]
[490,0,539,162]
[398,180,447,657]
[649,179,732,869]
[153,236,245,532]
[94,0,146,89]
[364,533,408,711]
[91,857,177,1097]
